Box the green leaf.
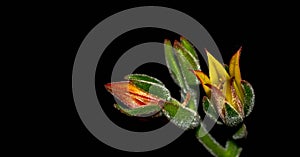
[174,41,200,86]
[125,74,171,101]
[126,74,164,85]
[180,37,198,59]
[224,103,243,127]
[164,38,200,111]
[164,39,186,90]
[232,123,248,140]
[242,80,255,117]
[202,96,222,125]
[114,103,162,116]
[162,98,200,130]
[131,80,171,100]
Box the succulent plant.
[105,37,255,157]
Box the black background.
[20,1,298,156]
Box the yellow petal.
[206,50,230,85]
[193,70,211,95]
[229,47,244,101]
[223,79,232,104]
[206,50,231,102]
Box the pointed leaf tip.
[180,37,198,59]
[180,36,186,41]
[173,40,181,50]
[104,83,112,91]
[164,39,171,45]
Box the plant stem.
[195,123,242,157]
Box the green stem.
[196,124,242,157]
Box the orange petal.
[105,81,164,108]
[193,70,211,95]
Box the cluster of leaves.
[104,37,255,157]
